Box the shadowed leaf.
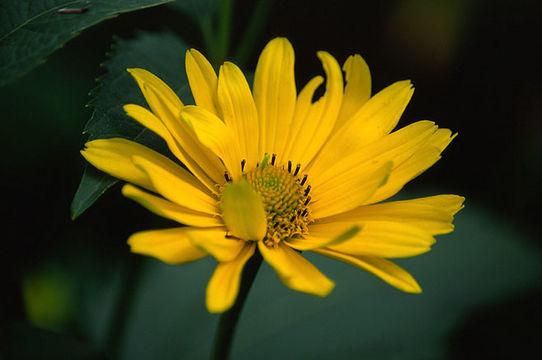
[71,31,191,219]
[0,0,173,86]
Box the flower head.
[81,38,464,313]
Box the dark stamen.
[304,185,311,196]
[290,215,296,222]
[288,161,292,173]
[271,154,276,165]
[301,209,308,217]
[241,159,246,172]
[224,171,231,182]
[300,174,308,186]
[304,196,311,206]
[294,164,301,176]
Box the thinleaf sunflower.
[82,37,464,313]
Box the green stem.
[233,0,275,68]
[199,14,216,66]
[105,256,145,359]
[215,0,235,65]
[212,250,263,360]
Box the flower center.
[245,156,312,247]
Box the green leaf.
[71,31,191,219]
[0,0,173,87]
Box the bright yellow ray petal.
[364,145,447,205]
[314,249,421,293]
[181,105,243,180]
[285,225,360,251]
[404,194,465,215]
[285,51,343,168]
[310,161,393,219]
[124,104,170,141]
[122,184,222,228]
[127,68,183,121]
[426,128,456,150]
[124,104,221,192]
[334,54,371,130]
[187,228,245,262]
[324,221,434,258]
[253,37,296,161]
[139,82,225,191]
[217,62,260,169]
[258,242,334,296]
[281,75,323,162]
[309,80,414,172]
[185,49,220,116]
[206,243,255,313]
[308,120,437,186]
[132,155,218,215]
[318,195,464,235]
[81,138,180,192]
[127,227,208,264]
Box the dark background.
[2,0,541,359]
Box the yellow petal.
[127,68,183,121]
[217,62,260,169]
[137,82,225,191]
[187,228,245,262]
[325,221,434,258]
[181,105,243,180]
[81,138,178,192]
[404,194,465,216]
[314,249,421,293]
[334,54,371,130]
[426,128,455,150]
[122,184,222,228]
[308,120,437,184]
[310,161,393,219]
[185,48,220,116]
[346,79,414,143]
[132,155,218,215]
[281,75,323,162]
[285,51,343,168]
[365,145,447,205]
[253,37,296,161]
[310,80,414,171]
[285,224,361,251]
[127,227,208,264]
[220,180,267,241]
[319,195,464,235]
[258,242,334,296]
[206,243,255,313]
[124,104,170,141]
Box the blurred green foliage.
[2,0,542,359]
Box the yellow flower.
[81,37,464,313]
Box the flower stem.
[215,0,235,66]
[212,250,263,360]
[233,0,275,68]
